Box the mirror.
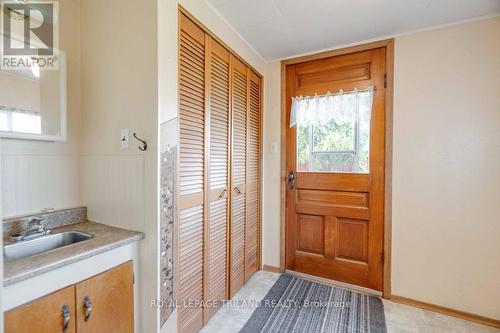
[0,51,66,141]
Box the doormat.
[240,274,386,333]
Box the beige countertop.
[3,221,144,287]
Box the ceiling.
[207,0,500,61]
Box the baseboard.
[262,265,280,273]
[390,295,500,329]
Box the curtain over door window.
[291,88,374,173]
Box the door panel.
[178,13,205,333]
[294,51,375,96]
[286,48,386,291]
[5,286,75,333]
[297,214,324,254]
[230,56,247,297]
[245,71,261,281]
[297,189,368,207]
[76,261,134,333]
[335,218,369,263]
[205,36,230,321]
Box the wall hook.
[133,133,148,151]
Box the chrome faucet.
[11,217,51,242]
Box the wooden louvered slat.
[179,29,205,198]
[178,205,204,333]
[245,72,261,282]
[230,56,248,297]
[205,37,230,321]
[179,13,205,333]
[207,199,227,317]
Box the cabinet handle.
[83,296,92,321]
[234,186,241,195]
[61,304,70,332]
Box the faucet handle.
[29,216,46,229]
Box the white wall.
[262,61,281,267]
[391,17,500,319]
[261,17,500,319]
[1,0,82,218]
[158,1,178,330]
[79,0,159,331]
[158,0,179,125]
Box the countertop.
[3,221,144,287]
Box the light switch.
[121,129,129,148]
[271,142,279,154]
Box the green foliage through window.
[297,118,370,173]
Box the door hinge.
[384,74,387,88]
[381,252,385,264]
[133,273,135,285]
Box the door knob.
[287,171,296,189]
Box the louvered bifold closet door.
[178,14,205,333]
[205,36,230,321]
[245,71,261,282]
[230,56,248,297]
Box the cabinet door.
[230,55,248,297]
[245,71,261,282]
[178,12,206,333]
[205,36,230,321]
[5,286,75,333]
[75,261,134,333]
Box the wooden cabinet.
[5,262,134,333]
[5,286,76,333]
[178,10,262,333]
[76,261,134,333]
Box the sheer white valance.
[290,86,375,128]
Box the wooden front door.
[285,48,386,291]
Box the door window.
[292,88,374,173]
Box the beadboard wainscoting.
[80,154,145,232]
[1,154,80,217]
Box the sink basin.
[4,231,94,261]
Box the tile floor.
[200,271,499,333]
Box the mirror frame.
[0,50,67,142]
